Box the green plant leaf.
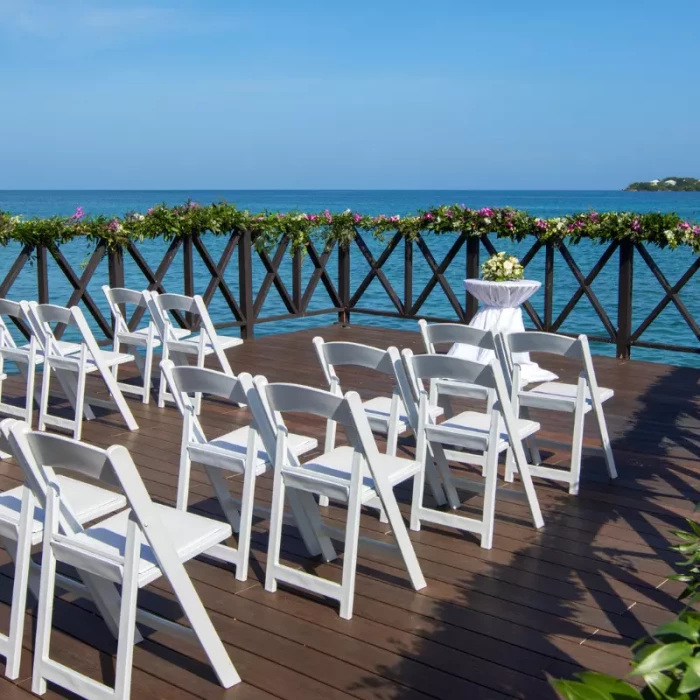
[654,621,700,642]
[632,642,694,675]
[573,672,643,698]
[551,679,610,700]
[678,663,700,694]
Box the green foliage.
[0,202,698,255]
[552,515,700,699]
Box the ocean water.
[0,190,699,368]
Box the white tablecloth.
[448,279,558,385]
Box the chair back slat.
[163,363,245,404]
[313,338,393,375]
[418,320,494,351]
[506,331,583,359]
[404,351,497,392]
[157,293,199,315]
[264,382,353,425]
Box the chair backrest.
[8,420,188,580]
[418,319,495,355]
[254,378,379,473]
[150,291,221,346]
[0,299,34,356]
[160,360,248,444]
[102,286,149,335]
[313,337,395,392]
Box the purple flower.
[679,221,691,230]
[478,207,494,217]
[631,218,642,232]
[445,209,453,218]
[460,203,466,209]
[567,223,575,232]
[69,206,85,222]
[353,213,362,223]
[423,212,434,221]
[107,219,120,232]
[506,221,514,230]
[323,209,333,223]
[147,208,154,215]
[535,218,548,230]
[692,226,700,235]
[188,201,199,209]
[590,211,599,222]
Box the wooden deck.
[0,323,698,700]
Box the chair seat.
[363,396,443,432]
[190,426,318,475]
[0,477,126,545]
[84,351,135,372]
[519,381,614,413]
[169,333,243,356]
[119,325,190,346]
[292,446,421,502]
[65,504,232,586]
[19,340,83,364]
[435,411,540,453]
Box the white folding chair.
[255,378,427,620]
[418,319,494,411]
[26,303,139,440]
[147,292,243,409]
[0,300,41,426]
[500,331,617,495]
[161,360,318,581]
[0,418,127,680]
[8,423,240,699]
[400,350,544,549]
[102,286,190,404]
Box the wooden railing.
[1,228,698,360]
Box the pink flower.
[535,218,548,230]
[679,221,691,230]
[423,212,434,221]
[445,209,453,218]
[631,218,642,232]
[188,201,199,209]
[323,209,333,223]
[353,213,362,223]
[590,211,599,222]
[147,208,154,215]
[567,223,575,232]
[692,226,700,235]
[478,207,494,217]
[506,221,514,230]
[389,215,400,223]
[69,206,85,222]
[107,219,120,232]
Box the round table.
[448,279,558,385]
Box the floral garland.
[0,201,698,254]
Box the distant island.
[625,177,700,191]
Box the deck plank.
[0,323,696,698]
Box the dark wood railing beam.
[616,240,634,359]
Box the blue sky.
[0,0,698,190]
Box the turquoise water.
[1,190,699,367]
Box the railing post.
[404,237,413,315]
[465,236,480,322]
[183,236,195,329]
[544,242,554,331]
[616,240,634,360]
[293,249,302,315]
[338,242,350,325]
[107,245,125,337]
[238,227,255,339]
[37,244,49,304]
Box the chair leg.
[37,362,52,433]
[4,520,31,680]
[431,443,461,509]
[31,534,58,696]
[480,444,499,550]
[265,469,286,594]
[73,368,87,441]
[25,362,36,428]
[504,448,516,483]
[176,450,192,511]
[113,518,140,700]
[410,459,426,532]
[594,403,617,480]
[318,495,330,507]
[143,343,154,405]
[339,486,362,620]
[235,467,257,582]
[569,405,586,496]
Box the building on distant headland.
[625,177,700,191]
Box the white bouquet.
[481,252,524,282]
